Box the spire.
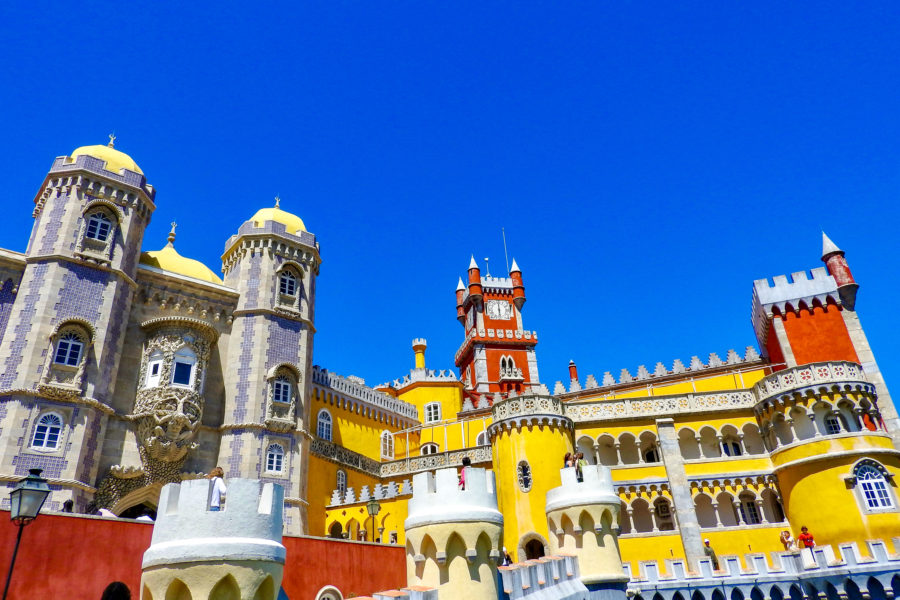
[510,258,520,273]
[468,255,479,270]
[274,195,281,209]
[821,231,843,260]
[167,221,177,247]
[107,133,116,148]
[456,277,465,291]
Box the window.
[424,402,441,424]
[476,431,488,446]
[421,443,439,455]
[279,271,298,296]
[31,413,63,450]
[336,469,347,496]
[171,347,196,387]
[317,410,332,441]
[381,431,394,460]
[856,464,893,510]
[517,461,532,492]
[85,212,113,242]
[272,376,293,404]
[54,332,84,366]
[722,439,742,457]
[824,415,842,435]
[266,443,284,473]
[739,498,761,524]
[145,351,163,387]
[643,446,660,462]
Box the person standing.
[703,539,719,570]
[575,452,586,482]
[459,456,472,490]
[208,466,227,511]
[797,526,815,548]
[780,530,797,551]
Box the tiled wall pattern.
[0,263,48,387]
[0,279,17,348]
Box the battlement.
[481,275,514,292]
[500,555,589,600]
[313,366,419,421]
[545,466,620,513]
[379,368,459,390]
[141,478,286,568]
[751,267,840,344]
[627,539,900,600]
[405,467,503,529]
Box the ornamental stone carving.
[134,387,203,463]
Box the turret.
[141,478,285,600]
[821,232,859,310]
[568,360,578,382]
[509,258,526,310]
[456,277,466,324]
[467,255,483,305]
[412,338,427,369]
[404,467,504,600]
[545,465,628,597]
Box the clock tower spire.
[454,256,541,398]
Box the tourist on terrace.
[780,530,797,551]
[208,466,227,511]
[798,526,815,548]
[703,539,719,570]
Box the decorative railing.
[753,361,870,404]
[499,367,524,381]
[492,393,565,421]
[565,391,756,423]
[312,366,419,420]
[310,438,381,477]
[379,368,458,390]
[454,328,538,362]
[379,445,492,478]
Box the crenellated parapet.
[488,391,572,437]
[751,267,840,346]
[499,555,590,600]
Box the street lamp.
[3,469,50,600]
[366,497,381,542]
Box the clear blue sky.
[1,3,898,393]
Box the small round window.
[517,460,532,492]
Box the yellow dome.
[250,206,306,234]
[140,244,222,284]
[70,144,143,175]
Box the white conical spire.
[468,255,479,270]
[822,231,843,259]
[510,257,520,273]
[456,277,465,291]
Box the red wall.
[781,305,859,365]
[0,511,406,600]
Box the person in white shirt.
[209,466,227,511]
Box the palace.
[0,141,898,598]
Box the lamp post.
[366,497,381,542]
[3,469,51,600]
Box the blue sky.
[1,3,898,391]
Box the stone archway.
[518,532,550,561]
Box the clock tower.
[454,256,541,398]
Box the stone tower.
[404,467,504,600]
[140,478,285,600]
[455,256,540,397]
[0,140,154,508]
[217,201,320,535]
[545,465,628,599]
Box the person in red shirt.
[797,526,815,548]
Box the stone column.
[655,418,705,569]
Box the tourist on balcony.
[564,452,575,468]
[780,530,797,551]
[703,539,719,570]
[798,526,815,548]
[575,452,586,482]
[459,456,472,489]
[208,466,227,511]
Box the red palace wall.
[0,511,406,599]
[781,305,859,365]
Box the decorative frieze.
[311,437,381,477]
[565,391,756,423]
[379,445,492,478]
[753,361,874,409]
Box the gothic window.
[381,431,394,460]
[476,431,488,446]
[643,446,660,462]
[517,460,532,492]
[824,414,842,435]
[424,402,441,424]
[145,351,164,388]
[279,270,298,297]
[852,461,894,511]
[31,413,63,450]
[272,375,293,404]
[85,212,113,242]
[336,469,347,496]
[739,495,761,524]
[722,439,742,457]
[317,409,332,441]
[421,443,439,455]
[54,332,85,366]
[171,347,197,387]
[266,443,285,474]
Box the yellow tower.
[488,390,574,561]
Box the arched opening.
[639,431,660,463]
[698,426,721,458]
[315,586,344,600]
[760,488,785,523]
[715,492,738,527]
[741,423,766,454]
[691,590,705,600]
[694,493,718,528]
[630,498,653,533]
[524,539,545,560]
[618,501,632,534]
[618,433,640,464]
[845,580,864,600]
[100,582,131,600]
[867,577,887,600]
[678,428,701,460]
[790,406,816,440]
[773,413,794,447]
[731,589,745,600]
[597,435,618,466]
[720,425,743,457]
[577,436,596,464]
[209,574,240,600]
[165,579,192,600]
[253,576,275,600]
[653,497,675,531]
[143,585,154,600]
[328,521,343,539]
[750,587,765,600]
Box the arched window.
[824,414,842,435]
[421,443,439,455]
[381,431,394,459]
[643,446,660,463]
[279,270,298,296]
[265,443,284,473]
[854,462,894,510]
[517,461,532,492]
[54,331,85,366]
[32,413,63,450]
[476,431,488,446]
[722,439,742,457]
[424,402,441,424]
[272,375,293,404]
[171,347,197,387]
[739,494,761,524]
[85,212,113,242]
[145,350,164,388]
[317,410,332,441]
[336,469,347,496]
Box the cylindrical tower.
[140,478,286,600]
[488,391,574,561]
[545,465,628,597]
[404,467,503,600]
[509,258,525,311]
[412,338,428,369]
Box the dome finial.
[167,221,177,246]
[108,132,116,148]
[274,195,281,209]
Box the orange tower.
[454,256,540,399]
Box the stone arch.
[741,423,766,454]
[789,405,816,440]
[760,487,784,523]
[836,398,861,432]
[143,585,154,600]
[678,427,701,460]
[618,501,632,534]
[845,580,864,600]
[518,532,549,560]
[618,432,640,464]
[328,521,343,539]
[652,593,665,600]
[824,582,841,600]
[720,424,743,456]
[698,426,721,458]
[111,482,164,516]
[694,492,717,528]
[209,574,241,600]
[731,588,745,600]
[788,583,804,600]
[866,576,887,600]
[417,534,439,582]
[253,576,276,600]
[442,532,468,586]
[750,587,765,600]
[314,585,344,600]
[630,497,653,533]
[576,435,596,464]
[772,412,794,447]
[639,430,659,462]
[711,589,725,600]
[714,491,738,526]
[691,590,705,600]
[165,579,192,600]
[769,584,785,600]
[673,591,686,600]
[597,434,618,466]
[811,399,839,435]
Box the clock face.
[486,300,512,320]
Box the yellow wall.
[312,387,411,459]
